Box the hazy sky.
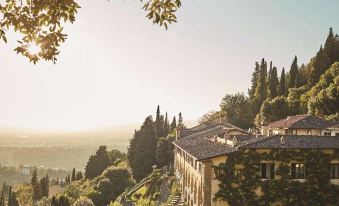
[1,0,339,130]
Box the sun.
[27,42,41,55]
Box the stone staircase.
[167,195,185,206]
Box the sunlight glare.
[27,42,41,55]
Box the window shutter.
[261,163,267,179]
[270,164,275,179]
[291,163,296,179]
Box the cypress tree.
[324,28,336,63]
[8,186,19,206]
[169,116,177,133]
[309,45,330,85]
[155,105,163,138]
[288,56,298,88]
[253,58,269,111]
[51,196,58,206]
[248,62,260,100]
[163,112,169,136]
[76,171,83,180]
[269,66,279,98]
[278,68,286,96]
[71,168,76,182]
[31,169,41,202]
[0,189,4,206]
[40,175,49,198]
[127,116,157,181]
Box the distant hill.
[0,120,196,170]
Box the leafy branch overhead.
[0,0,182,64]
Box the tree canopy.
[0,0,182,63]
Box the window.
[213,167,224,179]
[259,163,275,179]
[291,163,305,179]
[324,131,331,136]
[330,163,339,179]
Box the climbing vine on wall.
[214,149,339,206]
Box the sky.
[0,0,339,131]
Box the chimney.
[176,127,182,140]
[261,120,269,136]
[280,136,286,145]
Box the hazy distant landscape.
[0,125,136,170]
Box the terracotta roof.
[268,115,331,129]
[242,135,339,149]
[173,135,237,160]
[173,125,257,160]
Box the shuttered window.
[260,163,275,179]
[291,163,305,179]
[330,163,339,179]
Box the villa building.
[261,114,339,136]
[173,116,339,206]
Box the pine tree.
[268,66,279,98]
[169,116,177,133]
[248,62,260,100]
[278,68,286,96]
[31,169,41,202]
[288,56,298,88]
[71,168,76,182]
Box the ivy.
[215,149,339,206]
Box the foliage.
[31,169,40,202]
[63,165,134,206]
[135,197,156,206]
[85,146,110,179]
[15,184,33,206]
[0,0,80,63]
[220,93,254,129]
[142,0,181,30]
[268,66,279,98]
[307,62,339,118]
[0,0,181,63]
[128,116,157,181]
[8,187,19,206]
[72,196,95,206]
[198,110,221,124]
[51,195,70,206]
[156,135,175,167]
[215,149,339,206]
[207,28,339,131]
[288,56,299,89]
